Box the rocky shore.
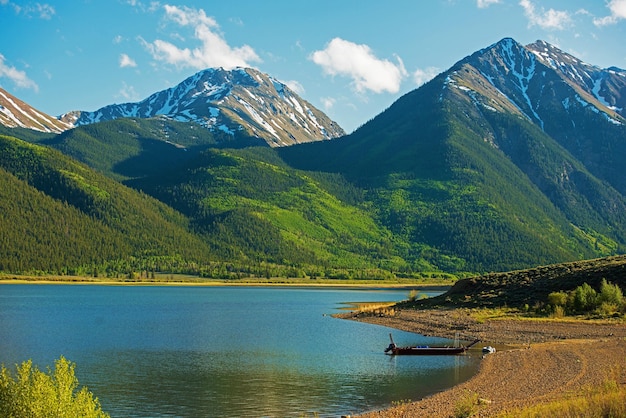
[339,309,626,417]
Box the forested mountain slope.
[0,134,213,275]
[1,132,438,278]
[2,38,626,277]
[280,38,626,271]
[38,117,225,181]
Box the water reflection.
[87,349,479,417]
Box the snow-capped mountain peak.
[441,37,625,135]
[448,37,550,129]
[0,88,71,133]
[526,40,626,117]
[67,67,345,147]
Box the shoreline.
[0,276,449,289]
[343,309,626,417]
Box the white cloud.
[163,4,213,26]
[576,8,591,17]
[229,17,244,26]
[519,0,571,30]
[32,3,55,19]
[594,0,626,26]
[413,67,440,87]
[119,53,137,68]
[116,82,140,102]
[283,80,304,95]
[310,37,407,94]
[1,1,55,19]
[477,0,500,8]
[0,54,39,92]
[125,0,161,13]
[320,97,336,111]
[142,4,261,70]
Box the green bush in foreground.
[0,356,109,418]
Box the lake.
[0,284,480,417]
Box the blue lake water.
[0,285,480,417]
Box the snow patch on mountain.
[592,76,622,112]
[68,67,344,147]
[0,88,71,133]
[527,40,626,123]
[574,94,622,125]
[499,39,544,129]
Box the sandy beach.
[341,309,626,417]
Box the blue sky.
[1,0,625,133]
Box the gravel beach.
[340,309,626,417]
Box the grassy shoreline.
[0,273,451,289]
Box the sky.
[1,0,626,133]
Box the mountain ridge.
[526,39,626,121]
[0,88,71,133]
[280,37,626,270]
[1,37,626,277]
[62,67,345,147]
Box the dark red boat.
[384,333,480,356]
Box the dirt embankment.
[340,309,626,418]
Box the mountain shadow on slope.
[0,134,214,274]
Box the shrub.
[547,291,568,308]
[547,291,568,317]
[453,390,479,418]
[408,289,429,302]
[598,278,623,306]
[550,305,566,318]
[569,282,598,313]
[0,356,109,418]
[596,302,620,317]
[546,279,625,318]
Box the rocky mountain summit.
[0,88,71,133]
[447,37,625,132]
[64,67,345,147]
[527,39,625,120]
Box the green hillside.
[0,131,442,278]
[409,255,626,310]
[0,124,55,143]
[0,134,214,276]
[37,117,223,181]
[281,80,608,272]
[6,118,464,278]
[128,146,433,277]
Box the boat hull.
[386,347,467,355]
[384,336,480,356]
